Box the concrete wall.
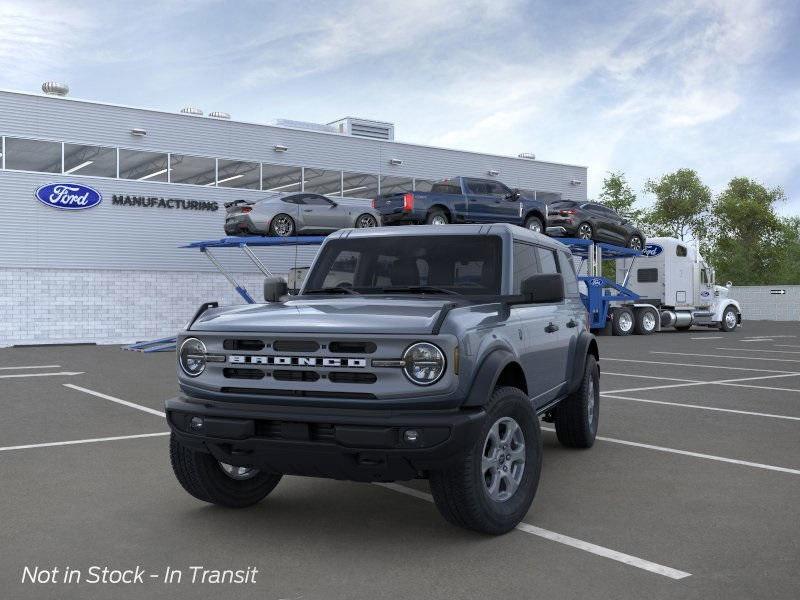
[730,285,800,322]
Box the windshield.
[303,235,502,295]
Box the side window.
[637,268,658,283]
[486,181,509,197]
[536,247,560,274]
[701,269,709,284]
[558,252,579,297]
[513,242,539,293]
[304,195,332,206]
[466,179,489,195]
[676,245,688,257]
[282,195,303,204]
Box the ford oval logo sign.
[35,183,102,210]
[641,243,663,257]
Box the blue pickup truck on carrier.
[373,177,549,233]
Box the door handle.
[544,322,559,333]
[567,319,577,328]
[303,209,313,212]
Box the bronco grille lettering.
[228,355,367,368]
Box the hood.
[714,284,730,298]
[190,297,452,335]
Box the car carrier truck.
[606,236,742,335]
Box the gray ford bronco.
[167,224,599,534]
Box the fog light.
[404,429,420,443]
[190,416,204,431]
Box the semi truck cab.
[616,237,741,332]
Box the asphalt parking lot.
[1,320,799,599]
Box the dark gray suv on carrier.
[166,224,600,534]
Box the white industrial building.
[0,84,588,346]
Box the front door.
[299,194,346,232]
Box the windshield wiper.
[372,285,460,296]
[303,287,360,295]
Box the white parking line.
[63,384,166,418]
[715,348,800,354]
[604,372,700,383]
[374,483,691,580]
[603,357,799,374]
[690,336,724,340]
[0,371,84,379]
[776,344,800,349]
[652,351,800,363]
[602,394,800,422]
[740,338,774,343]
[0,432,169,453]
[0,364,61,371]
[542,427,800,476]
[602,372,800,394]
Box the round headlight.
[179,337,207,377]
[403,342,446,386]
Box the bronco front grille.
[220,387,377,400]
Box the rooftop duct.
[329,117,394,141]
[180,106,203,116]
[208,111,231,119]
[42,82,69,96]
[518,152,536,160]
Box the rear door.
[464,179,496,223]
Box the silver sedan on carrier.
[224,192,381,237]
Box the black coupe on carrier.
[546,200,645,250]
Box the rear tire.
[553,355,599,448]
[577,222,593,240]
[170,434,282,508]
[611,307,634,336]
[426,209,449,225]
[429,387,542,535]
[627,235,644,251]
[633,307,657,335]
[269,214,295,237]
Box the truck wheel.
[429,387,542,535]
[553,354,599,448]
[426,209,449,225]
[269,214,295,237]
[611,307,634,336]
[633,307,657,335]
[524,215,543,233]
[169,434,282,508]
[577,222,593,240]
[720,306,738,332]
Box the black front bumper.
[166,396,486,482]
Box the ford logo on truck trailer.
[35,183,102,210]
[641,243,663,257]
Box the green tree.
[707,177,786,285]
[598,171,641,220]
[642,169,711,241]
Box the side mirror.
[264,277,288,302]
[329,201,338,208]
[510,273,564,304]
[505,189,521,201]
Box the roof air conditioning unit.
[208,111,231,119]
[328,117,395,141]
[518,152,536,160]
[42,82,69,96]
[180,106,203,116]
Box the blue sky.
[2,0,799,214]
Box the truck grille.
[220,387,377,400]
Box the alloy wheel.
[482,416,526,502]
[356,214,377,228]
[431,215,447,225]
[578,224,592,239]
[219,462,260,480]
[629,236,643,250]
[272,215,293,236]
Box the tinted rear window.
[430,180,462,194]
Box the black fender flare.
[463,348,518,407]
[568,331,599,394]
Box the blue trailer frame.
[125,235,325,352]
[557,238,642,330]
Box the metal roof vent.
[269,119,337,134]
[208,111,231,119]
[518,152,536,160]
[328,117,395,141]
[42,82,69,96]
[180,106,203,116]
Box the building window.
[341,172,379,198]
[413,178,436,192]
[4,137,61,173]
[170,154,216,186]
[262,164,302,192]
[63,144,117,177]
[379,175,413,195]
[217,159,260,189]
[119,149,169,182]
[304,168,342,196]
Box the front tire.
[577,222,593,240]
[553,355,599,448]
[269,213,295,237]
[524,215,543,233]
[627,235,644,251]
[720,306,738,332]
[170,434,282,508]
[355,213,378,228]
[429,387,542,535]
